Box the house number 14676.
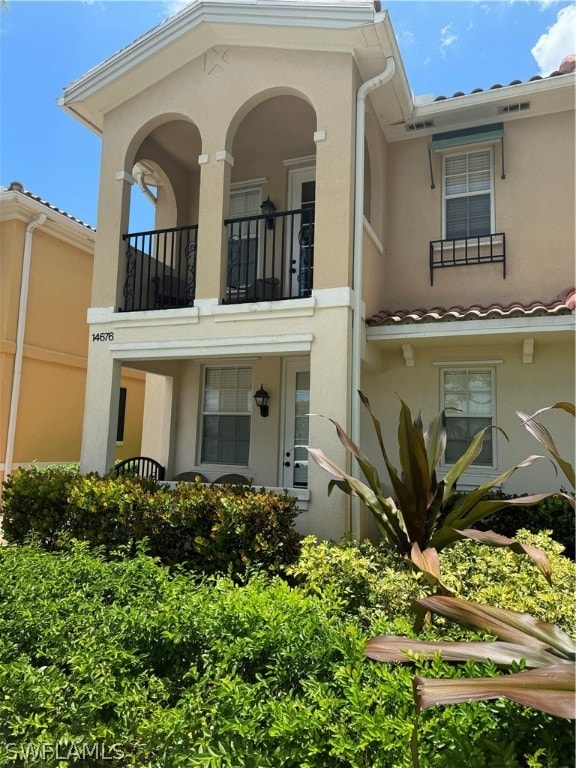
[92,332,114,342]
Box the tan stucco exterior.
[59,1,574,539]
[0,189,146,489]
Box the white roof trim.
[0,190,95,253]
[60,0,377,107]
[367,314,575,341]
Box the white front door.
[286,167,315,297]
[281,359,310,488]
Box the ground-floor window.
[201,366,252,465]
[441,368,495,466]
[116,387,127,444]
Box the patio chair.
[114,456,165,481]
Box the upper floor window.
[443,149,493,239]
[201,366,252,465]
[228,187,261,290]
[441,368,495,466]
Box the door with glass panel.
[282,360,310,488]
[287,168,315,298]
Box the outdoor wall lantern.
[253,385,270,417]
[260,196,276,230]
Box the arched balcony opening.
[122,118,202,311]
[224,93,318,303]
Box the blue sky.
[1,0,574,229]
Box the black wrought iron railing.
[121,225,198,311]
[429,232,505,285]
[223,208,314,304]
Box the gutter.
[350,55,396,536]
[4,212,47,478]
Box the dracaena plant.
[308,393,552,588]
[517,401,575,507]
[365,595,576,767]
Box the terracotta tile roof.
[3,181,95,231]
[432,67,572,102]
[367,288,576,327]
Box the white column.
[80,345,121,475]
[141,373,173,468]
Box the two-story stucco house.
[59,0,575,540]
[0,182,146,488]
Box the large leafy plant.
[308,394,551,586]
[517,401,575,506]
[366,595,576,766]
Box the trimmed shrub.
[0,464,81,548]
[1,469,301,576]
[0,543,573,768]
[288,535,424,626]
[140,481,302,574]
[439,529,576,635]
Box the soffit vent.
[406,120,434,132]
[498,101,531,115]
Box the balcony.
[121,225,198,312]
[429,233,505,285]
[223,207,314,304]
[120,208,315,312]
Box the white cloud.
[440,23,458,57]
[531,4,576,75]
[399,29,416,45]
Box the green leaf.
[517,404,575,488]
[441,427,498,501]
[413,664,576,719]
[452,528,551,585]
[423,411,446,475]
[416,596,576,660]
[308,447,409,551]
[409,544,453,595]
[365,637,564,669]
[438,458,547,537]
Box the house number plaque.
[91,332,114,342]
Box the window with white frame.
[443,149,493,239]
[201,366,252,465]
[442,368,495,466]
[228,188,261,288]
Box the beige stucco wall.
[362,334,575,496]
[92,46,357,309]
[74,26,574,542]
[382,109,575,312]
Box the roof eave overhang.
[0,191,95,253]
[59,1,405,135]
[366,314,575,342]
[384,72,576,142]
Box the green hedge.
[1,466,301,575]
[291,530,576,636]
[0,542,573,768]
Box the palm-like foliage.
[308,394,551,585]
[366,595,575,718]
[517,401,575,506]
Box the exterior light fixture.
[253,384,270,417]
[260,196,276,230]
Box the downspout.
[350,55,395,537]
[4,212,47,477]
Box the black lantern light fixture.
[260,196,276,230]
[253,384,270,417]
